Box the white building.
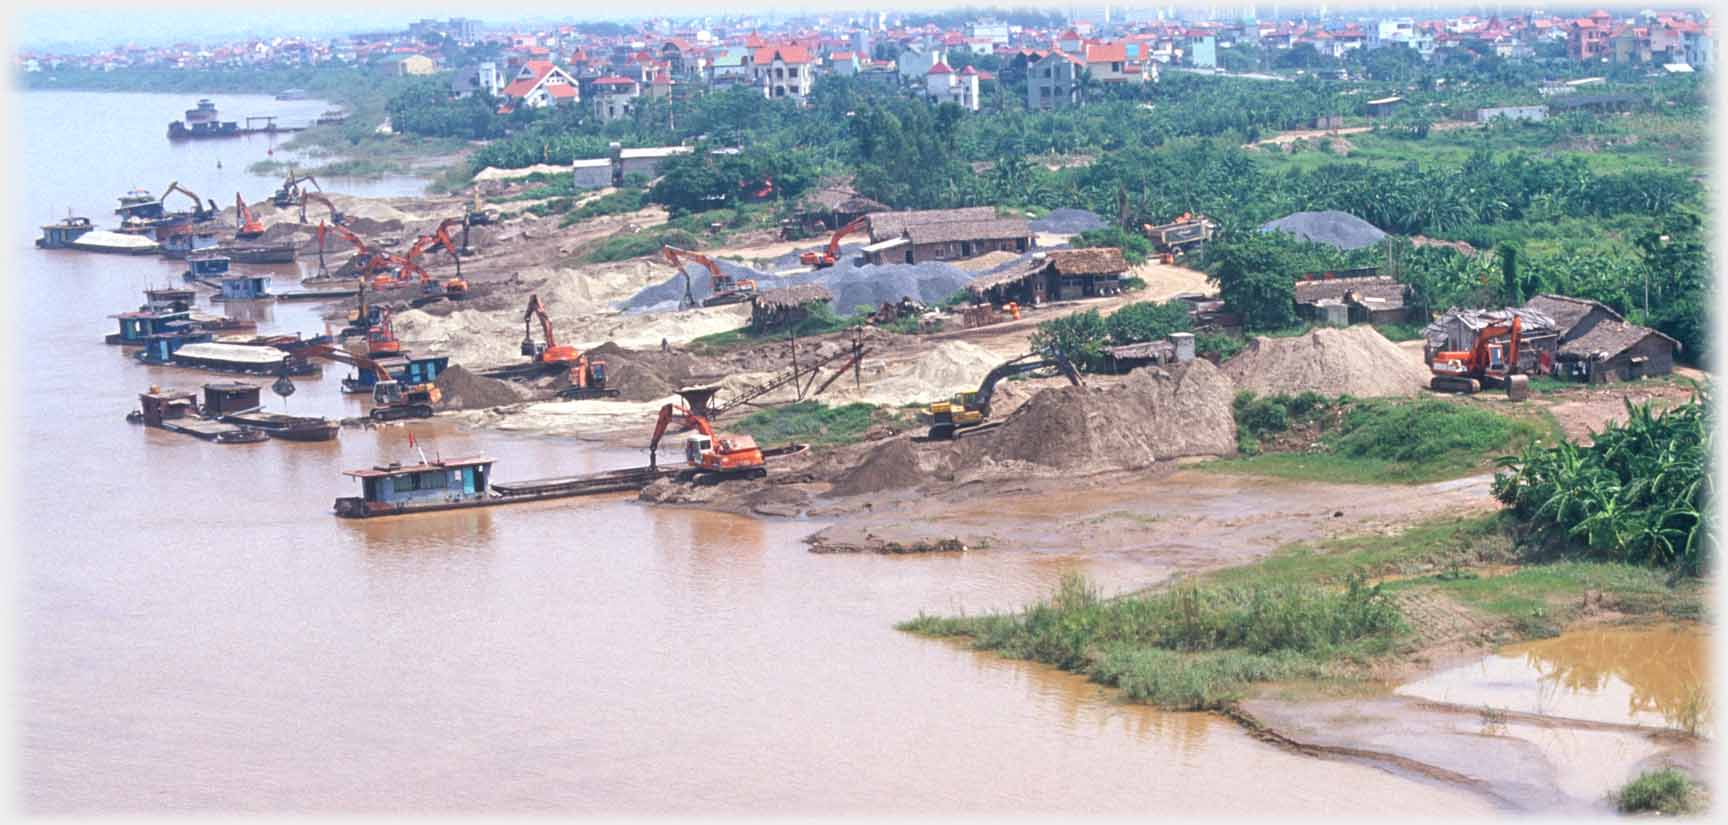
[924,61,980,111]
[752,46,814,102]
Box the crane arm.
[161,180,204,211]
[236,194,263,234]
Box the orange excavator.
[299,191,345,226]
[521,293,616,398]
[799,215,868,269]
[1430,314,1524,394]
[398,218,470,300]
[318,220,396,286]
[304,343,440,420]
[235,193,265,239]
[647,402,766,479]
[662,244,756,307]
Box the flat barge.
[203,382,340,442]
[127,387,266,444]
[335,458,678,519]
[137,340,318,376]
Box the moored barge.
[334,458,677,519]
[202,382,340,442]
[128,386,266,444]
[36,216,94,248]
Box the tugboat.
[36,216,93,249]
[167,99,240,140]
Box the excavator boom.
[800,216,868,268]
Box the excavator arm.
[299,192,345,226]
[161,181,212,220]
[800,216,869,268]
[235,193,264,237]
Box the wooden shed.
[1293,275,1411,325]
[751,284,834,331]
[968,247,1128,306]
[1556,320,1681,384]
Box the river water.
[15,91,1495,814]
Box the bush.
[1071,227,1154,265]
[1105,300,1193,345]
[1197,332,1246,362]
[582,228,700,263]
[1029,309,1108,371]
[1615,769,1696,815]
[1120,275,1148,292]
[734,401,877,447]
[1331,399,1524,465]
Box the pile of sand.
[434,365,530,410]
[464,397,676,439]
[965,359,1238,474]
[1222,326,1430,398]
[390,299,750,371]
[584,341,704,403]
[828,438,939,497]
[822,340,1002,407]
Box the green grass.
[1205,515,1514,590]
[1615,768,1698,815]
[900,572,1405,710]
[1387,561,1693,623]
[733,401,891,447]
[1372,321,1427,342]
[1208,398,1553,484]
[581,228,700,263]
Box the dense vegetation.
[1493,394,1709,575]
[1615,769,1699,815]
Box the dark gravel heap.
[1031,208,1106,234]
[1258,210,1387,251]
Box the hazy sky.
[9,2,1671,53]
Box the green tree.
[1030,310,1109,371]
[1208,234,1301,330]
[1105,300,1194,345]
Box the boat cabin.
[136,388,200,427]
[163,227,220,258]
[137,330,215,364]
[339,457,495,514]
[185,255,231,282]
[201,382,263,416]
[144,287,196,312]
[115,189,165,221]
[218,274,273,302]
[347,353,450,390]
[109,308,197,345]
[37,217,94,248]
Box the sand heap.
[434,365,531,410]
[821,340,1002,408]
[965,359,1238,475]
[390,296,751,370]
[828,438,945,497]
[1222,326,1430,398]
[583,341,704,403]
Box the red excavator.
[318,220,397,287]
[304,343,440,420]
[647,402,766,479]
[1430,315,1524,394]
[662,244,756,307]
[398,218,470,300]
[521,293,616,398]
[799,216,868,269]
[235,193,265,239]
[299,191,345,226]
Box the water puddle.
[1396,624,1710,736]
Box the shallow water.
[17,90,1497,814]
[1397,624,1711,735]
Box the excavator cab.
[373,380,404,406]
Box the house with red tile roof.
[498,60,579,113]
[752,45,814,102]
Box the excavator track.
[1429,376,1481,394]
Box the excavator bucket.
[521,337,538,357]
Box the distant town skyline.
[12,1,1705,53]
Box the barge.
[167,99,240,140]
[202,382,340,442]
[137,339,318,376]
[208,274,276,303]
[128,387,266,444]
[334,458,677,519]
[68,229,161,255]
[115,188,165,221]
[218,240,297,264]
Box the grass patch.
[732,401,892,447]
[1209,397,1552,484]
[1614,768,1697,815]
[900,572,1404,710]
[561,188,647,225]
[1206,515,1514,590]
[581,228,700,264]
[1387,561,1692,622]
[1372,321,1426,342]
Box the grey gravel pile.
[1258,210,1387,251]
[622,252,1013,315]
[1031,208,1106,234]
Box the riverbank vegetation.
[1615,768,1700,815]
[1493,393,1709,575]
[734,401,915,448]
[1213,394,1553,484]
[903,507,1706,711]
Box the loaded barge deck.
[335,458,677,518]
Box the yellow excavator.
[926,349,1083,440]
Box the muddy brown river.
[18,91,1496,813]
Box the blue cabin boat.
[143,287,196,312]
[37,216,94,249]
[341,353,450,394]
[161,227,220,259]
[214,273,274,302]
[135,331,216,364]
[108,308,199,345]
[115,189,165,221]
[335,457,496,518]
[184,254,231,284]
